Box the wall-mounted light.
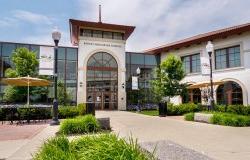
[122,83,125,89]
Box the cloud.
[77,0,250,51]
[12,10,53,25]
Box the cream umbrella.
[187,80,224,89]
[1,75,51,105]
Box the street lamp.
[50,27,61,125]
[136,67,141,111]
[206,41,214,110]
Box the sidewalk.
[0,124,59,160]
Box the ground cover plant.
[59,114,100,134]
[184,112,194,121]
[34,134,155,160]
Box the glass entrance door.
[86,52,118,110]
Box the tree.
[3,47,48,102]
[151,54,187,102]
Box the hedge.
[214,104,250,116]
[210,112,250,127]
[184,112,194,121]
[167,103,199,115]
[0,103,86,121]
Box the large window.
[80,29,124,40]
[216,81,243,105]
[215,45,240,69]
[181,53,200,74]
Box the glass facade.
[125,52,160,108]
[215,45,241,69]
[0,42,78,104]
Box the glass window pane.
[57,60,65,80]
[66,48,77,60]
[113,32,123,40]
[92,30,102,38]
[30,45,40,58]
[103,31,112,39]
[16,44,29,49]
[2,43,16,57]
[83,29,92,37]
[58,47,66,60]
[66,61,77,79]
[131,53,144,64]
[145,55,157,65]
[126,53,130,64]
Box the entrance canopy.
[187,80,224,89]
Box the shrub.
[33,136,76,160]
[58,106,79,119]
[77,103,86,116]
[34,134,155,160]
[210,112,250,127]
[214,104,250,116]
[167,103,198,115]
[184,112,194,121]
[59,115,100,134]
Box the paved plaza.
[96,111,250,160]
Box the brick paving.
[0,123,47,141]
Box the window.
[181,53,200,74]
[113,32,123,40]
[103,31,113,39]
[58,47,66,60]
[66,48,77,60]
[92,30,102,38]
[215,46,240,69]
[145,55,157,65]
[2,43,16,57]
[131,53,144,65]
[66,61,77,79]
[82,29,92,37]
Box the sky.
[1,0,250,52]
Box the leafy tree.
[151,54,187,102]
[3,47,48,103]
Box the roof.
[69,19,135,46]
[145,22,250,54]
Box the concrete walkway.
[0,124,59,160]
[96,111,250,160]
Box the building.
[1,18,250,109]
[146,22,250,106]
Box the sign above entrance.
[132,76,138,90]
[84,42,122,48]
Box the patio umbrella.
[187,80,224,89]
[1,75,51,105]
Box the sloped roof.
[145,22,250,54]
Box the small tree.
[3,47,48,102]
[151,54,186,102]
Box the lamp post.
[206,41,214,110]
[136,67,141,111]
[50,27,61,125]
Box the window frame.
[181,53,201,74]
[215,45,241,70]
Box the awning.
[187,80,224,89]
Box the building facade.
[1,19,250,109]
[146,23,250,106]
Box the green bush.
[58,106,79,119]
[214,104,250,116]
[210,112,250,127]
[184,112,194,121]
[77,103,86,116]
[167,103,198,115]
[34,134,155,160]
[59,115,100,134]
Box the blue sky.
[1,0,250,51]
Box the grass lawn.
[131,110,159,116]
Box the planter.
[194,113,213,123]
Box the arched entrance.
[86,52,118,110]
[183,88,201,104]
[216,81,243,105]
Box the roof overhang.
[69,19,135,46]
[145,22,250,54]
